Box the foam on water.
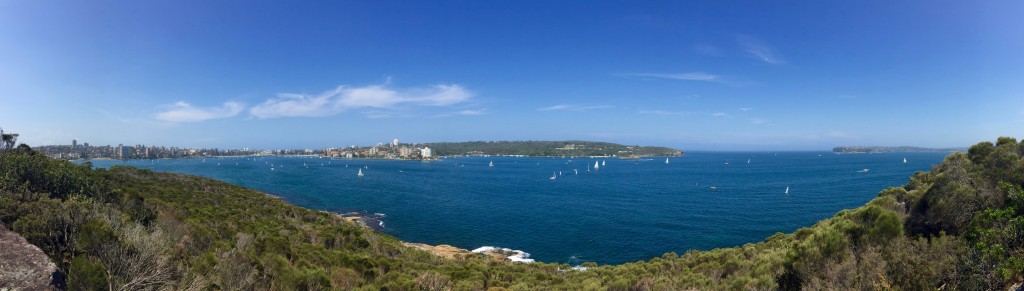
[472,246,535,263]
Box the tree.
[1,128,18,152]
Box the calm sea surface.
[85,151,949,265]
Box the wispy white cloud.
[751,118,767,125]
[623,72,720,82]
[249,83,472,118]
[537,104,614,111]
[693,44,724,57]
[637,110,688,116]
[155,101,244,123]
[739,107,752,111]
[737,35,783,64]
[456,109,486,115]
[434,109,487,118]
[712,112,728,117]
[360,110,417,119]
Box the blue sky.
[1,1,1022,150]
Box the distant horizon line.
[26,138,970,153]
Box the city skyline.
[2,1,1022,150]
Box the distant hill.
[423,140,682,157]
[832,146,965,153]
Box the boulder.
[0,223,62,290]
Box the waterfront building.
[421,146,432,158]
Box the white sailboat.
[665,158,669,164]
[549,172,557,180]
[903,157,907,164]
[489,161,494,167]
[747,158,751,164]
[785,186,789,194]
[601,160,606,166]
[594,161,600,170]
[357,169,364,177]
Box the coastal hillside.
[424,141,682,157]
[1,137,1023,290]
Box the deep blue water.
[84,152,949,265]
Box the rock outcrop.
[0,223,62,290]
[403,242,475,260]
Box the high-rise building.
[421,146,432,158]
[72,139,77,148]
[392,138,399,147]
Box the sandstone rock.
[0,223,62,290]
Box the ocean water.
[85,151,949,265]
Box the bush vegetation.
[2,137,1023,290]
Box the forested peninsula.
[1,137,1023,290]
[423,141,682,158]
[832,146,965,154]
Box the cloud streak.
[637,110,688,116]
[155,101,244,123]
[623,72,720,82]
[537,104,614,111]
[249,83,472,118]
[434,109,487,118]
[693,44,724,57]
[737,35,783,64]
[456,109,486,115]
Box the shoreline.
[323,209,537,264]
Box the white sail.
[550,172,557,180]
[601,160,606,166]
[785,186,789,194]
[665,158,669,164]
[903,157,907,164]
[594,161,600,169]
[357,169,364,177]
[747,158,751,164]
[489,161,494,167]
